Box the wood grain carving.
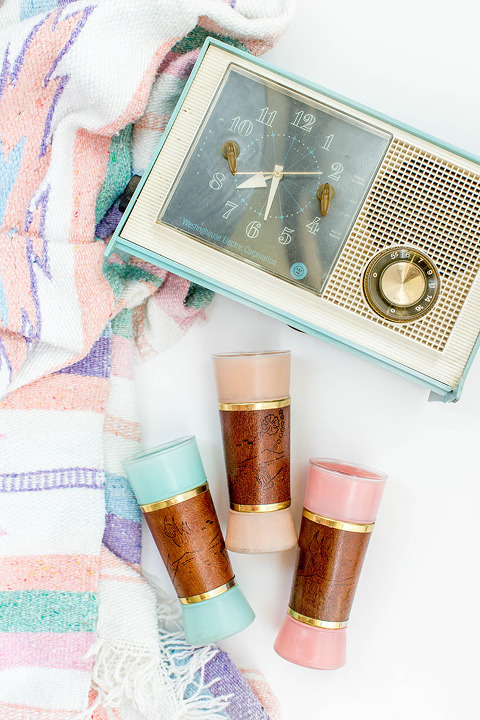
[219,405,290,506]
[144,489,234,598]
[290,514,371,622]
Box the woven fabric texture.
[0,1,294,717]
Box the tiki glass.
[213,351,297,553]
[123,436,254,645]
[274,459,386,669]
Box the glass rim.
[212,350,291,360]
[309,457,387,483]
[123,436,195,466]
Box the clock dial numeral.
[209,172,226,190]
[291,111,316,132]
[161,63,393,301]
[228,116,253,136]
[306,217,322,234]
[223,201,238,219]
[246,220,262,239]
[328,162,344,181]
[257,106,277,127]
[321,134,335,151]
[278,226,294,245]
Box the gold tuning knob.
[316,182,335,216]
[380,261,426,307]
[222,140,240,175]
[363,246,440,322]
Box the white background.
[139,2,480,718]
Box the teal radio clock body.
[106,38,480,402]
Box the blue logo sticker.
[290,262,308,280]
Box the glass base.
[274,613,346,670]
[181,584,254,645]
[225,507,297,553]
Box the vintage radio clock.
[107,38,480,401]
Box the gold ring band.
[230,500,291,512]
[178,578,236,604]
[302,508,375,534]
[218,398,290,412]
[288,607,348,629]
[140,483,208,513]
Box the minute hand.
[264,164,283,221]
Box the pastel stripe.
[0,591,97,633]
[0,375,109,413]
[0,666,91,710]
[0,702,78,720]
[0,555,99,592]
[134,111,169,132]
[110,335,134,379]
[159,49,200,79]
[68,130,111,247]
[204,650,269,720]
[0,467,103,493]
[57,336,111,379]
[0,633,93,671]
[102,515,141,565]
[103,414,141,442]
[111,309,134,340]
[88,690,118,720]
[104,473,141,522]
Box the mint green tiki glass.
[123,436,254,645]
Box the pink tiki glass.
[275,458,386,669]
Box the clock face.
[160,66,392,294]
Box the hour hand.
[236,172,273,189]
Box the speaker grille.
[323,138,480,351]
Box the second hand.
[235,171,323,175]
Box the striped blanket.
[0,1,293,717]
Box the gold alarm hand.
[222,140,240,175]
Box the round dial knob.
[363,247,440,322]
[380,261,426,307]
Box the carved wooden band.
[140,483,234,600]
[288,510,374,627]
[219,397,291,512]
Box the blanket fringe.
[79,590,231,720]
